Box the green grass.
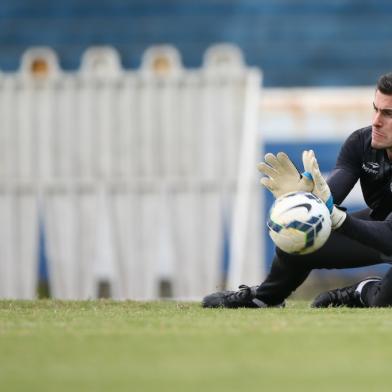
[1,300,392,392]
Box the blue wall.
[1,0,392,86]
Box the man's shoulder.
[353,125,372,137]
[346,126,372,145]
[338,126,371,160]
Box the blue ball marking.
[268,213,325,251]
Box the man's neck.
[387,148,392,161]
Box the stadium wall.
[1,0,392,87]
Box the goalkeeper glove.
[258,152,313,198]
[302,150,346,230]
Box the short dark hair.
[377,72,392,95]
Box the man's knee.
[275,247,317,269]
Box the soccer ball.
[267,191,331,255]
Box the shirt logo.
[362,162,379,175]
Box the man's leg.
[312,209,392,308]
[256,228,383,305]
[203,208,382,308]
[203,228,382,308]
[256,207,379,305]
[348,268,392,307]
[345,210,392,307]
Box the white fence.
[0,45,264,299]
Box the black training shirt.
[327,126,392,255]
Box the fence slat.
[0,186,38,298]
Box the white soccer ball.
[268,191,332,255]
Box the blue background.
[1,0,392,86]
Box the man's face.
[371,89,392,150]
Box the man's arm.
[308,145,392,255]
[327,129,364,204]
[327,167,359,205]
[339,215,392,256]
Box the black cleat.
[202,284,285,309]
[311,277,381,308]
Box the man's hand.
[302,150,332,206]
[303,150,346,230]
[258,152,313,198]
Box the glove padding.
[258,152,313,198]
[303,150,346,230]
[329,206,347,230]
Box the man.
[202,72,392,309]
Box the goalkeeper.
[203,71,392,309]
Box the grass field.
[1,300,392,392]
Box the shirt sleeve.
[340,215,392,255]
[326,131,363,205]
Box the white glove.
[258,152,313,198]
[303,150,346,230]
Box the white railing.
[0,44,264,299]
